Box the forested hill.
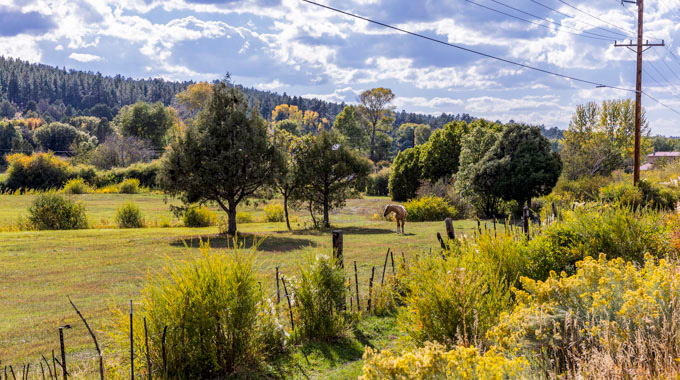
[0,56,551,133]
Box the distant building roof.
[648,151,680,157]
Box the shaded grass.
[0,194,476,375]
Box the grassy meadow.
[0,193,478,377]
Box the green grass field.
[0,193,477,378]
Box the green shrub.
[28,194,88,230]
[109,244,285,378]
[263,203,285,222]
[4,153,70,191]
[62,178,92,194]
[118,178,140,194]
[638,179,678,210]
[115,203,145,228]
[389,147,422,201]
[94,160,160,188]
[289,254,347,341]
[399,247,512,346]
[236,211,255,223]
[183,206,217,227]
[555,175,611,201]
[404,196,457,221]
[366,168,390,196]
[599,182,643,208]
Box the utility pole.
[615,0,663,186]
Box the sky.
[0,0,679,135]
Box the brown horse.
[384,204,407,234]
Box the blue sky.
[1,0,679,135]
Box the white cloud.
[68,52,103,62]
[0,35,42,62]
[256,79,286,91]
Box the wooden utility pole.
[614,0,663,186]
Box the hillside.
[0,56,475,129]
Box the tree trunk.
[323,193,330,228]
[284,194,291,231]
[227,206,237,236]
[370,123,376,162]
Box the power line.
[485,0,619,40]
[463,0,613,41]
[529,0,631,39]
[299,0,680,117]
[299,0,632,91]
[556,0,642,38]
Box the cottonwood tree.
[294,130,371,228]
[561,100,650,180]
[419,121,469,183]
[358,88,395,162]
[333,105,367,151]
[455,122,502,216]
[389,146,422,202]
[115,101,177,149]
[472,124,562,209]
[158,83,283,235]
[272,129,303,230]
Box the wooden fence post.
[144,317,152,380]
[275,267,280,304]
[367,266,375,313]
[58,326,69,380]
[332,230,344,268]
[390,250,395,275]
[353,261,360,311]
[522,205,530,238]
[381,248,390,285]
[436,232,447,250]
[444,218,455,240]
[281,276,295,331]
[130,300,134,380]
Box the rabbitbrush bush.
[289,254,347,341]
[62,178,92,194]
[489,253,680,378]
[108,243,285,378]
[360,342,530,380]
[118,178,140,194]
[28,194,88,230]
[263,203,285,222]
[404,196,458,221]
[115,202,144,228]
[183,206,217,227]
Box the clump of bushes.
[289,254,348,341]
[600,180,677,210]
[263,203,285,222]
[183,206,217,227]
[365,168,390,196]
[62,178,92,194]
[93,160,160,189]
[109,245,285,378]
[361,343,529,379]
[489,254,680,378]
[28,194,88,230]
[404,196,458,221]
[236,211,255,223]
[115,203,145,228]
[4,153,70,191]
[118,178,140,194]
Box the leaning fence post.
[130,300,134,380]
[9,365,15,380]
[41,356,53,380]
[51,350,57,380]
[40,362,45,380]
[390,250,395,275]
[332,230,344,268]
[68,297,104,380]
[436,232,447,250]
[381,248,390,285]
[281,276,295,331]
[353,261,360,311]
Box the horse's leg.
[401,218,405,234]
[395,219,400,234]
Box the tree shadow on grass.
[292,226,395,236]
[170,233,317,252]
[299,336,365,368]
